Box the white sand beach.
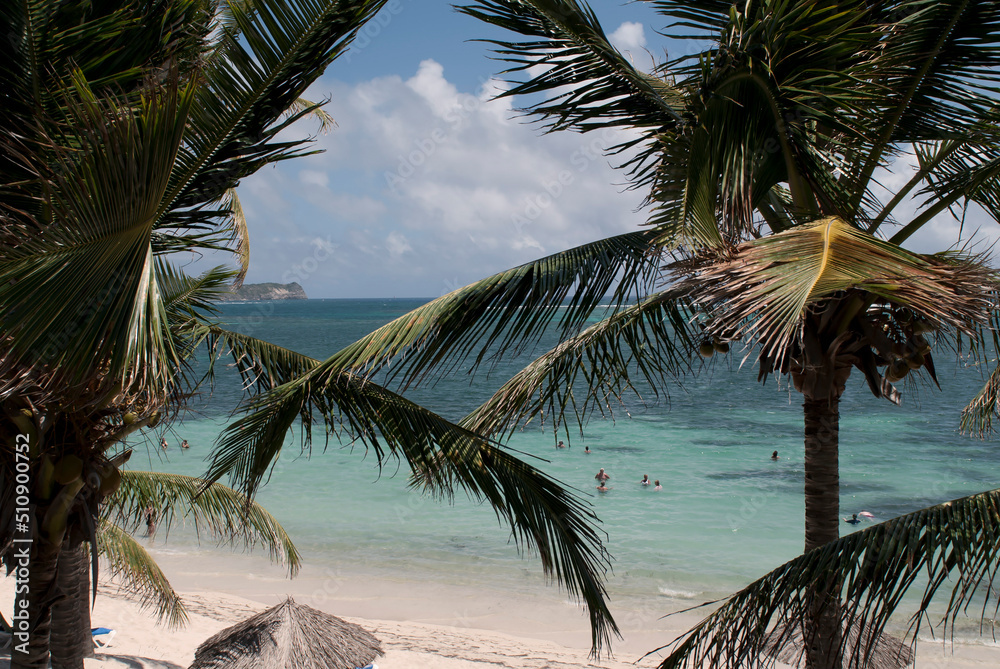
[3,550,1000,668]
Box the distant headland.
[224,281,308,301]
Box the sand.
[3,550,1000,668]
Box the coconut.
[53,455,84,485]
[714,340,730,354]
[699,341,715,358]
[886,358,909,383]
[99,467,122,496]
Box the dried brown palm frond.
[670,217,997,401]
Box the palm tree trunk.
[12,538,60,669]
[802,394,842,669]
[50,541,93,669]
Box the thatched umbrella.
[762,619,913,669]
[189,596,382,669]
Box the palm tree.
[51,469,302,668]
[0,1,616,666]
[193,0,999,665]
[645,486,1000,668]
[447,1,1000,666]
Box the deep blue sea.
[128,298,1000,637]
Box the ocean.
[128,298,1000,642]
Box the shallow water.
[127,298,1000,639]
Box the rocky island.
[224,281,308,301]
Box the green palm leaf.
[647,488,1000,669]
[888,138,1000,244]
[96,519,188,628]
[158,0,388,233]
[105,471,301,575]
[959,308,1000,437]
[220,189,251,287]
[192,330,620,652]
[159,264,237,321]
[850,0,1000,210]
[305,230,661,388]
[0,74,192,399]
[458,0,684,190]
[191,324,320,396]
[462,289,696,440]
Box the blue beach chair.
[92,627,116,648]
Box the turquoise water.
[128,299,1000,629]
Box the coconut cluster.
[698,336,731,358]
[881,318,933,383]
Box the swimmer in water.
[596,483,611,493]
[640,474,651,486]
[771,450,779,460]
[557,440,566,449]
[595,468,610,483]
[844,513,861,524]
[654,480,662,490]
[584,446,591,454]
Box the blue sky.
[213,1,993,299]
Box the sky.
[206,0,996,299]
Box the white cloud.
[406,59,463,119]
[610,21,647,53]
[299,170,329,188]
[233,60,648,298]
[386,231,412,257]
[870,152,999,255]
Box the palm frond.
[96,518,188,628]
[105,471,301,575]
[308,230,662,388]
[190,324,321,396]
[458,0,684,190]
[678,217,996,361]
[285,97,337,133]
[157,0,388,232]
[960,352,1000,438]
[462,288,696,440]
[221,188,251,287]
[888,137,1000,244]
[202,364,619,653]
[647,487,1000,669]
[0,73,192,400]
[158,263,236,321]
[851,0,1000,210]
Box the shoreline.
[3,548,1000,668]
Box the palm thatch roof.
[762,619,914,669]
[189,596,382,669]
